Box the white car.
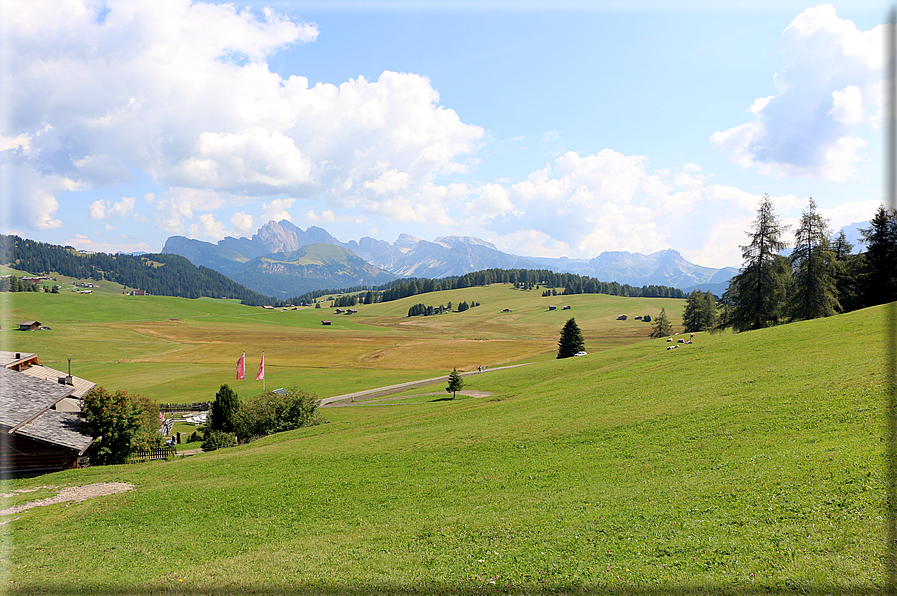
[574,351,587,357]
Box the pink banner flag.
[256,352,265,381]
[236,352,245,380]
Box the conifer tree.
[860,204,897,306]
[557,317,585,358]
[209,383,241,434]
[651,308,673,338]
[446,368,464,399]
[723,194,791,332]
[788,198,839,320]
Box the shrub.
[235,387,322,442]
[81,387,162,465]
[201,430,238,452]
[208,384,240,434]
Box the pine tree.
[788,198,839,320]
[651,308,673,338]
[683,291,717,332]
[860,204,897,307]
[446,368,464,399]
[557,317,585,358]
[723,194,791,332]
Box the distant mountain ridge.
[162,220,740,296]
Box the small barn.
[321,320,332,325]
[548,305,557,311]
[18,321,40,331]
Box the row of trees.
[290,269,686,308]
[712,196,894,333]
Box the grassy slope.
[0,286,683,402]
[1,305,886,594]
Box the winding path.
[319,363,531,406]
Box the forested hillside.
[0,236,274,306]
[288,267,685,306]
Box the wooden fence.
[158,402,211,413]
[127,447,178,463]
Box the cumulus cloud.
[65,235,152,254]
[187,213,226,240]
[474,149,781,267]
[711,5,885,180]
[1,0,482,234]
[89,197,135,220]
[230,212,255,236]
[153,188,227,233]
[262,198,294,222]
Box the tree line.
[289,268,685,307]
[680,196,894,334]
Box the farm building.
[0,366,94,476]
[127,289,146,296]
[321,320,332,325]
[18,321,40,331]
[548,305,557,311]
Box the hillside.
[230,243,400,298]
[0,235,274,306]
[0,302,885,593]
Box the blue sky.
[0,0,890,268]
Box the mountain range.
[161,220,741,298]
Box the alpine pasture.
[0,285,886,594]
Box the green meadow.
[0,285,887,594]
[0,285,683,401]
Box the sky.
[0,0,891,268]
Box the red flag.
[236,352,245,380]
[256,352,265,381]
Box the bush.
[201,430,238,452]
[235,387,322,443]
[81,387,162,465]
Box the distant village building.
[563,305,571,310]
[321,320,332,325]
[548,305,557,311]
[18,321,40,331]
[127,289,146,296]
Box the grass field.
[0,285,684,402]
[0,297,887,594]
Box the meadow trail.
[319,363,531,406]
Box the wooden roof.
[15,410,93,453]
[20,365,96,399]
[0,351,39,368]
[0,367,74,431]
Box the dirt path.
[0,482,133,519]
[319,363,530,407]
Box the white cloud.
[88,196,135,220]
[187,213,226,240]
[153,188,226,233]
[64,235,152,254]
[1,0,483,234]
[262,198,294,222]
[230,212,255,236]
[472,149,782,267]
[711,5,885,181]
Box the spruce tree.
[446,368,464,399]
[557,317,585,358]
[860,204,897,307]
[788,198,839,320]
[651,308,673,338]
[723,194,791,332]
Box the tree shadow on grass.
[429,396,455,402]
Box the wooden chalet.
[0,355,94,476]
[18,321,40,331]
